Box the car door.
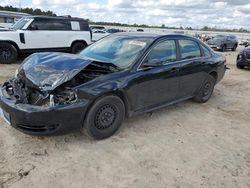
[24,18,71,49]
[225,36,233,48]
[177,39,210,99]
[127,39,180,112]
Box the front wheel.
[0,43,18,64]
[82,95,125,139]
[193,75,215,103]
[220,44,226,52]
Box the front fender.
[0,32,22,48]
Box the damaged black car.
[0,33,227,139]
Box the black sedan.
[237,46,250,69]
[0,33,227,139]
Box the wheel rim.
[95,104,117,130]
[203,82,212,96]
[0,47,11,60]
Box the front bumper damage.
[0,87,89,135]
[0,52,117,135]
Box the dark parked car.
[0,33,227,139]
[137,29,144,32]
[106,28,124,33]
[236,46,250,69]
[207,35,238,52]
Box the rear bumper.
[217,65,227,83]
[0,87,89,135]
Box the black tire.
[71,42,86,54]
[220,44,226,52]
[232,44,237,51]
[0,43,18,64]
[193,75,216,103]
[237,64,244,69]
[83,95,125,139]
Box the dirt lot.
[0,47,250,188]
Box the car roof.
[112,32,196,40]
[215,34,236,37]
[24,15,87,22]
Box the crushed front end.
[0,78,89,135]
[0,52,116,135]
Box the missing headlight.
[53,89,77,105]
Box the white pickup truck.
[0,16,93,64]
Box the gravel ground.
[0,47,250,188]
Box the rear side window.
[79,21,89,31]
[201,45,211,57]
[179,40,201,60]
[71,21,80,30]
[30,18,71,30]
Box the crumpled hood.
[18,52,92,92]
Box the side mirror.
[143,59,163,68]
[29,25,38,30]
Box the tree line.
[201,26,248,33]
[0,6,248,33]
[0,5,56,16]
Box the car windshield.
[79,35,153,69]
[11,17,31,30]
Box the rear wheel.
[0,43,18,64]
[71,42,87,54]
[193,75,215,103]
[82,95,125,139]
[232,44,237,51]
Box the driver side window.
[144,40,177,66]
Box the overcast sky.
[1,0,250,29]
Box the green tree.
[0,5,56,16]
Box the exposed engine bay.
[2,63,114,106]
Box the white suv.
[0,16,92,64]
